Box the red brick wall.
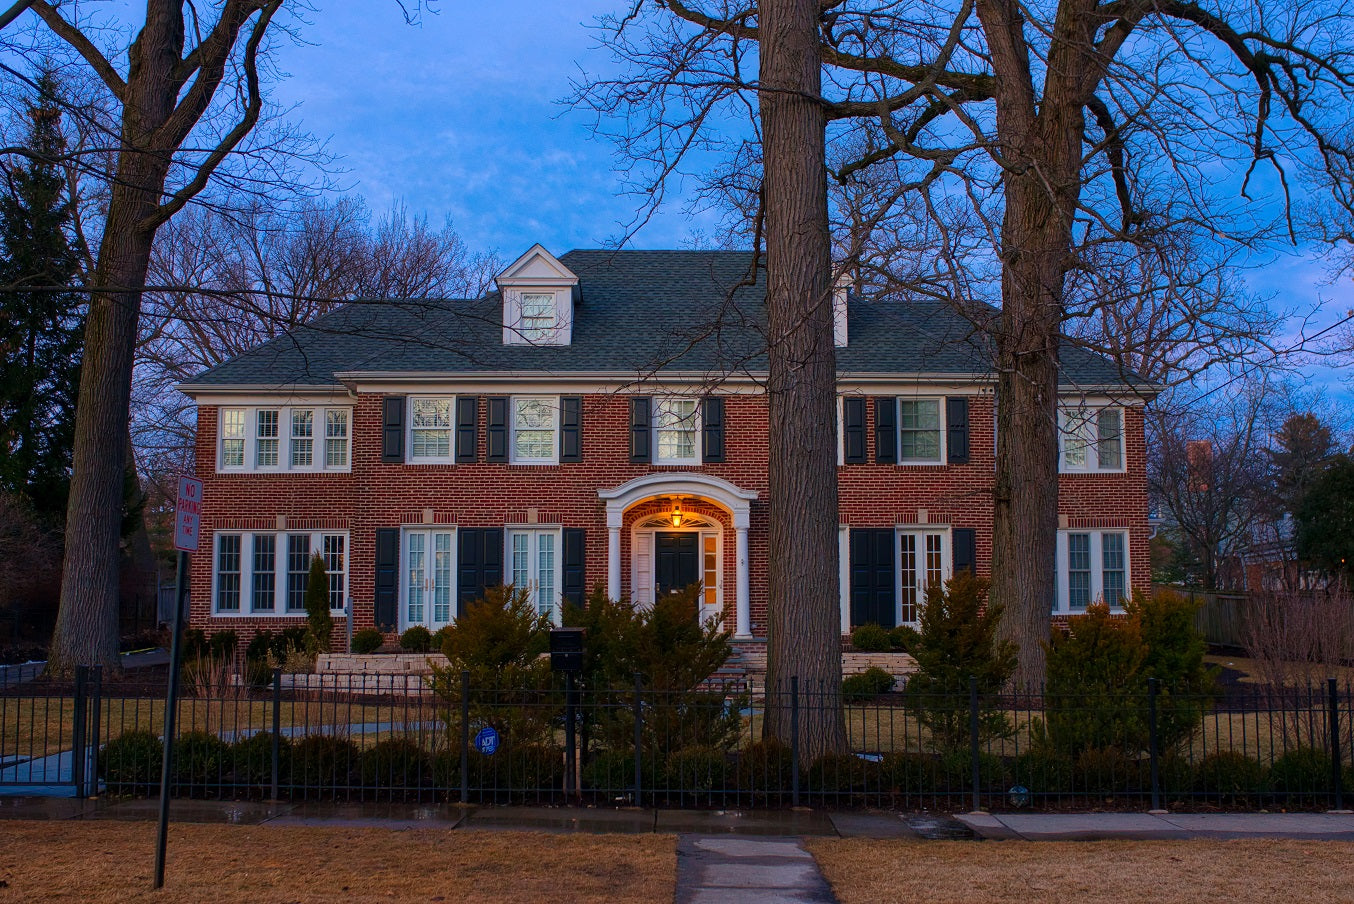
[189,392,1150,642]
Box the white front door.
[403,529,454,631]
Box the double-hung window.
[216,406,351,472]
[512,398,557,463]
[1059,406,1124,472]
[509,528,560,622]
[898,399,943,463]
[212,531,349,616]
[409,398,453,461]
[1055,530,1130,612]
[520,292,557,342]
[654,398,700,465]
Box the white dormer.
[833,269,850,348]
[496,244,578,346]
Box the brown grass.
[0,820,675,903]
[807,838,1354,904]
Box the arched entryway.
[598,473,758,639]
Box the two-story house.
[178,246,1153,646]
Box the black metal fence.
[3,667,1351,810]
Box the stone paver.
[676,835,837,904]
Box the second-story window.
[512,397,557,463]
[654,397,700,464]
[520,292,556,342]
[325,410,349,467]
[898,399,943,463]
[220,409,246,468]
[256,409,280,467]
[290,410,314,468]
[216,405,352,473]
[409,398,453,461]
[1060,406,1124,472]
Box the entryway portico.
[599,473,758,639]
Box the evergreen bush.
[290,735,358,788]
[399,625,433,652]
[351,627,384,654]
[359,737,430,789]
[1044,602,1147,755]
[303,554,333,653]
[173,731,230,786]
[850,623,893,652]
[1268,746,1333,798]
[1194,750,1266,799]
[100,730,162,789]
[841,666,895,702]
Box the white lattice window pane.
[1097,408,1123,470]
[256,410,279,466]
[410,399,452,458]
[512,533,530,587]
[1068,533,1091,609]
[216,535,241,611]
[899,400,942,461]
[221,409,245,467]
[537,533,555,617]
[925,534,944,588]
[433,533,452,623]
[323,535,345,609]
[513,399,556,460]
[407,533,425,624]
[521,292,556,339]
[290,410,314,467]
[1102,532,1126,604]
[286,534,311,611]
[900,534,918,624]
[252,534,276,611]
[325,410,349,467]
[655,399,698,461]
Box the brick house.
[178,246,1154,646]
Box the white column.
[735,517,751,638]
[606,513,623,602]
[839,526,851,635]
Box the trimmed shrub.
[1159,752,1194,796]
[351,627,384,655]
[890,625,921,654]
[173,731,230,787]
[431,625,453,653]
[507,744,565,791]
[182,628,208,661]
[1011,747,1074,794]
[1045,603,1147,755]
[666,746,728,795]
[304,553,333,653]
[208,629,239,659]
[850,623,893,653]
[1268,747,1333,798]
[842,666,896,703]
[939,749,1009,793]
[1129,590,1218,751]
[230,731,288,787]
[432,748,460,791]
[880,751,938,794]
[290,735,359,788]
[736,740,796,796]
[807,752,879,794]
[1194,751,1266,799]
[100,730,163,789]
[904,571,1016,753]
[360,737,431,789]
[246,630,276,663]
[1073,746,1142,794]
[399,625,433,652]
[583,749,637,792]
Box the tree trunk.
[759,0,847,760]
[46,6,183,676]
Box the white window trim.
[652,396,703,466]
[896,396,946,465]
[894,527,951,626]
[629,521,723,614]
[400,526,457,633]
[406,396,457,464]
[1058,405,1127,474]
[507,527,564,625]
[504,288,570,346]
[510,396,560,465]
[1054,529,1130,613]
[212,530,349,616]
[216,406,353,474]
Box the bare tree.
[578,0,1354,689]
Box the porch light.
[669,500,684,527]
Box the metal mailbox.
[549,627,585,672]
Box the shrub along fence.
[3,668,1351,809]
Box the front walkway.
[675,836,837,904]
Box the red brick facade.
[188,390,1151,643]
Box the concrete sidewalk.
[2,796,1353,840]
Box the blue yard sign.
[474,725,500,756]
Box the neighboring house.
[178,246,1154,646]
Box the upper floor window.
[512,397,558,463]
[520,292,557,342]
[218,406,351,473]
[898,399,943,463]
[409,397,453,462]
[654,397,700,465]
[1060,406,1124,473]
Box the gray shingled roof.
[179,250,1148,390]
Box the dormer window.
[520,292,557,341]
[496,243,578,347]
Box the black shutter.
[455,396,479,463]
[382,396,405,463]
[952,528,977,574]
[562,528,586,609]
[630,397,651,463]
[843,397,866,464]
[560,397,582,463]
[946,397,970,465]
[849,529,896,629]
[374,528,399,631]
[701,397,725,463]
[875,397,897,464]
[486,397,508,463]
[457,528,504,616]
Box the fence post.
[71,666,88,795]
[633,672,644,807]
[89,666,103,797]
[1330,677,1344,812]
[1148,677,1162,811]
[459,670,470,805]
[271,669,282,800]
[790,677,800,808]
[969,676,981,813]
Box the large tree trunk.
[46,7,183,676]
[759,0,847,760]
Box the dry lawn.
[0,820,675,903]
[807,838,1354,904]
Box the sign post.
[154,476,201,889]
